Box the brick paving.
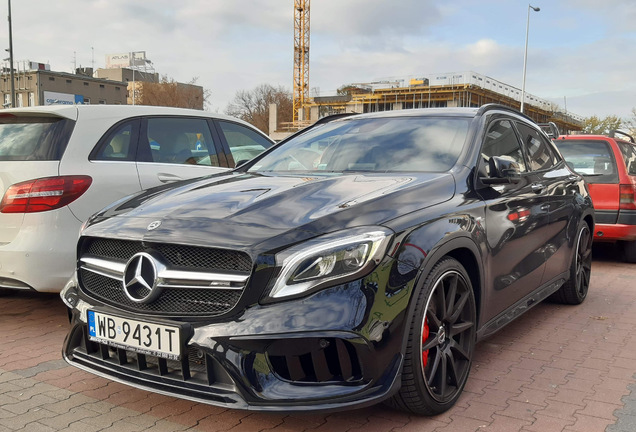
[1,244,635,432]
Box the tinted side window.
[0,117,75,161]
[516,122,558,171]
[93,121,137,161]
[217,121,272,165]
[143,118,218,166]
[481,119,527,174]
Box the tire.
[551,222,592,305]
[386,257,476,415]
[622,240,636,263]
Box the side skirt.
[476,271,568,341]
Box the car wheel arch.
[397,235,484,359]
[583,213,594,235]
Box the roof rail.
[609,130,635,143]
[476,103,534,122]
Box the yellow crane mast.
[293,0,310,124]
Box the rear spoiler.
[609,130,635,143]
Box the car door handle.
[157,173,184,183]
[531,183,545,193]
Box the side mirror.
[235,159,249,168]
[480,156,521,185]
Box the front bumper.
[62,262,416,412]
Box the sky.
[3,0,635,121]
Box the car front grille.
[79,270,242,315]
[78,237,252,317]
[84,238,252,272]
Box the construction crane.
[293,0,309,123]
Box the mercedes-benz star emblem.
[123,252,163,303]
[147,220,162,231]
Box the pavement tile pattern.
[1,244,635,432]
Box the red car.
[555,132,636,262]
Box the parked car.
[0,105,273,293]
[61,105,594,415]
[554,131,636,262]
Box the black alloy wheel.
[387,257,476,415]
[552,222,592,304]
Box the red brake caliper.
[422,317,430,367]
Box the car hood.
[84,172,456,251]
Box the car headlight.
[266,227,394,300]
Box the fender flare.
[398,234,484,357]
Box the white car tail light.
[0,176,92,213]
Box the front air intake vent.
[267,338,363,383]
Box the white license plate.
[87,310,181,360]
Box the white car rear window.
[0,116,75,161]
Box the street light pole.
[130,51,151,105]
[7,0,15,108]
[132,60,135,105]
[521,4,540,114]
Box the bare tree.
[626,107,636,137]
[137,76,210,110]
[225,84,293,134]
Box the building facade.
[1,55,203,110]
[94,67,159,85]
[0,63,127,108]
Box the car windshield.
[554,140,619,184]
[0,116,75,161]
[248,116,470,173]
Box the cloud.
[549,90,636,119]
[4,1,635,119]
[313,0,443,38]
[311,38,519,95]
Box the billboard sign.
[105,51,147,69]
[106,53,130,69]
[43,91,84,105]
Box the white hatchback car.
[0,105,273,292]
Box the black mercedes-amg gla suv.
[62,105,594,415]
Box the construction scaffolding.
[306,71,583,133]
